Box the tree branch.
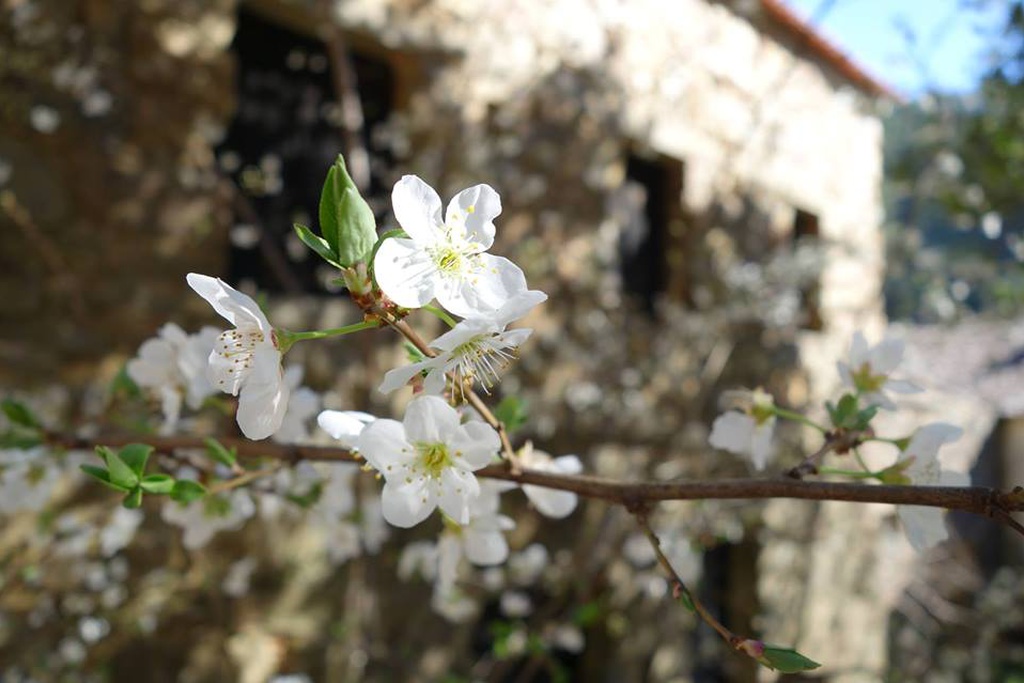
[49,432,1024,521]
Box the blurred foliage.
[884,0,1024,322]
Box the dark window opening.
[793,208,823,330]
[216,9,394,293]
[618,154,685,315]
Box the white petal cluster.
[126,323,219,433]
[708,388,776,470]
[271,366,321,445]
[186,273,288,440]
[894,423,968,551]
[375,175,529,318]
[837,332,922,410]
[0,448,62,515]
[379,289,546,396]
[356,395,500,527]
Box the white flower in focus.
[161,490,256,550]
[126,323,219,433]
[317,409,377,449]
[374,175,527,317]
[356,395,500,527]
[893,423,967,551]
[379,289,547,396]
[271,366,320,445]
[708,388,776,470]
[837,332,922,410]
[186,273,288,440]
[517,443,583,518]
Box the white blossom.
[708,388,776,470]
[0,448,61,515]
[893,423,968,551]
[379,289,546,396]
[126,323,219,433]
[837,332,922,410]
[186,273,288,440]
[374,175,527,317]
[356,395,500,527]
[517,442,583,518]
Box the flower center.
[435,247,463,274]
[215,327,265,384]
[851,363,886,393]
[416,442,452,479]
[449,335,516,392]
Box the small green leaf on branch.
[204,437,238,468]
[98,446,140,489]
[494,396,529,435]
[80,464,130,492]
[1,399,40,430]
[140,473,176,494]
[294,223,343,268]
[170,479,208,504]
[319,155,377,267]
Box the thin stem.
[852,447,874,474]
[818,467,880,481]
[207,463,283,495]
[423,304,458,328]
[633,508,738,646]
[786,434,839,479]
[285,320,379,342]
[772,407,828,433]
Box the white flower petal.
[551,455,583,475]
[464,528,509,565]
[317,410,375,449]
[445,184,500,250]
[898,505,949,551]
[236,367,288,440]
[749,420,775,470]
[848,331,869,367]
[523,484,578,519]
[451,422,501,469]
[186,273,269,332]
[885,379,924,395]
[439,254,527,318]
[422,367,449,395]
[381,479,435,528]
[438,468,478,524]
[870,337,905,374]
[356,419,412,470]
[403,396,460,443]
[392,175,444,244]
[379,360,433,395]
[374,237,439,309]
[708,412,756,456]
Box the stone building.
[0,0,918,680]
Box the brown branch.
[48,432,1024,521]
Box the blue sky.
[783,0,1006,97]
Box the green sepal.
[170,479,207,504]
[204,437,238,468]
[674,589,697,614]
[80,464,131,493]
[139,473,175,494]
[756,645,821,673]
[122,487,144,509]
[494,396,529,435]
[319,155,377,267]
[827,394,860,428]
[294,223,343,268]
[98,446,139,489]
[117,443,153,478]
[1,399,40,430]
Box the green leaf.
[285,481,324,509]
[294,223,343,268]
[203,438,237,468]
[99,446,139,489]
[757,645,821,674]
[122,487,144,509]
[493,396,529,434]
[140,473,175,495]
[319,155,378,267]
[1,399,40,430]
[572,601,603,627]
[170,479,207,504]
[80,464,130,492]
[118,443,153,478]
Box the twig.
[631,505,739,647]
[207,463,284,495]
